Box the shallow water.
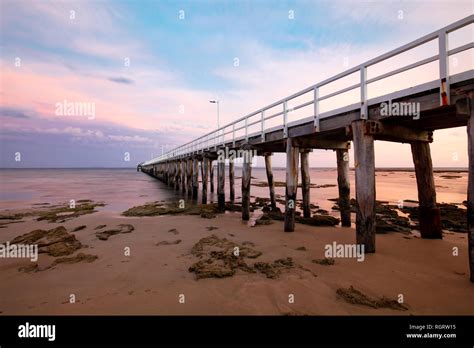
[0,168,468,216]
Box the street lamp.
[209,100,219,128]
[210,100,220,145]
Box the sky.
[0,0,473,168]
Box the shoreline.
[0,167,469,173]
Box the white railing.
[142,15,473,166]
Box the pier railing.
[142,15,473,166]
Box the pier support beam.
[175,161,181,191]
[187,159,193,196]
[169,162,174,188]
[336,148,351,226]
[171,161,177,189]
[169,162,173,186]
[467,99,474,282]
[217,159,225,211]
[242,146,253,221]
[181,160,186,193]
[201,158,209,204]
[411,142,442,239]
[210,160,215,193]
[192,158,199,199]
[352,120,376,252]
[264,153,276,210]
[173,162,176,188]
[300,150,311,218]
[229,160,235,201]
[285,139,299,232]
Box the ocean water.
[0,168,468,216]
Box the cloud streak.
[108,77,134,84]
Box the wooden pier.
[139,16,474,282]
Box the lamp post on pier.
[210,100,220,144]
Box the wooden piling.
[187,159,193,195]
[217,159,225,211]
[300,150,311,218]
[210,160,215,193]
[175,161,181,191]
[229,159,235,201]
[192,158,199,199]
[467,103,474,282]
[201,158,208,204]
[173,162,176,187]
[410,142,442,239]
[181,160,186,193]
[264,153,276,210]
[169,162,173,186]
[336,148,351,226]
[285,139,299,232]
[242,146,252,221]
[169,162,174,188]
[352,120,376,252]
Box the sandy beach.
[0,169,473,315]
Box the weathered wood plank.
[169,162,173,186]
[201,158,208,204]
[175,161,181,191]
[336,148,351,227]
[181,160,186,193]
[187,159,193,195]
[300,150,311,218]
[352,120,376,252]
[264,154,276,210]
[210,160,215,193]
[218,160,225,211]
[192,158,199,199]
[373,123,433,143]
[229,160,235,201]
[284,139,299,232]
[242,147,252,221]
[410,142,442,239]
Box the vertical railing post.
[438,31,450,105]
[261,110,265,142]
[232,123,236,147]
[283,101,288,137]
[314,87,320,131]
[360,66,368,120]
[245,116,248,141]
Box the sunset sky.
[1,0,473,168]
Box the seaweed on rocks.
[336,286,408,311]
[95,224,135,241]
[10,226,82,257]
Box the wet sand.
[0,208,473,315]
[0,168,472,315]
